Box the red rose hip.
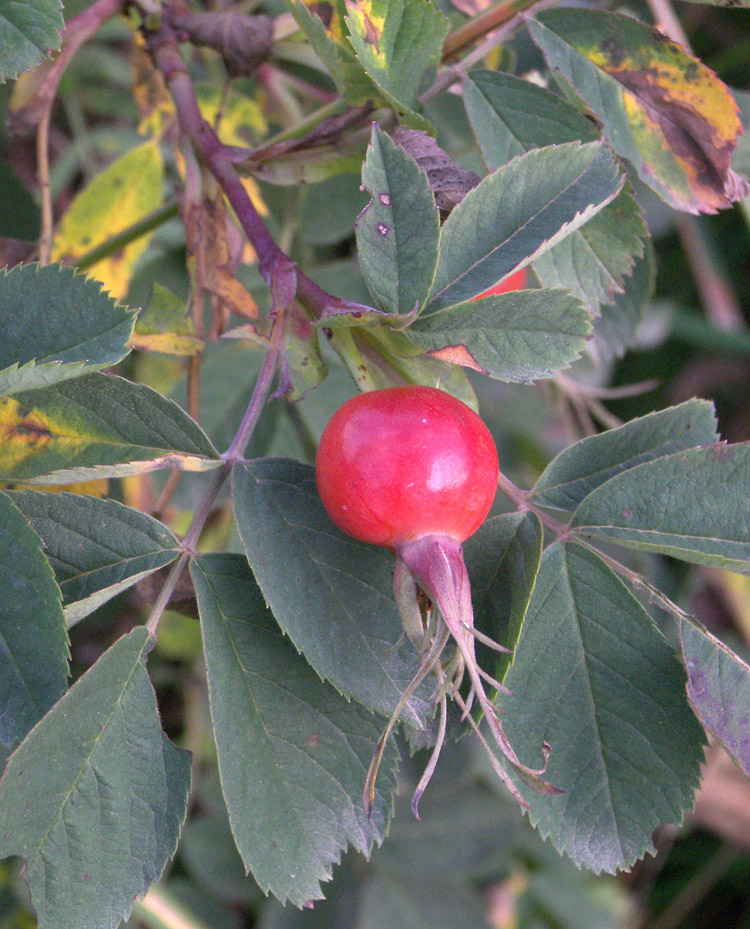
[315,385,499,549]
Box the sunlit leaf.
[356,126,439,314]
[9,491,179,626]
[0,264,135,396]
[679,618,750,777]
[345,0,449,111]
[408,289,591,380]
[0,0,62,82]
[426,142,623,310]
[0,627,191,929]
[528,9,749,213]
[571,443,750,572]
[233,458,430,725]
[0,373,220,484]
[499,542,705,871]
[0,491,67,747]
[533,399,719,512]
[192,555,398,905]
[50,140,164,299]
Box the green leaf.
[0,264,136,397]
[283,0,375,105]
[679,619,750,777]
[527,9,748,214]
[355,873,490,929]
[0,0,62,82]
[50,140,164,301]
[191,555,398,906]
[356,126,439,314]
[464,512,543,682]
[345,0,449,111]
[0,491,67,747]
[589,244,655,364]
[532,188,647,316]
[0,627,191,929]
[8,491,180,627]
[233,459,430,725]
[426,142,623,310]
[408,289,591,381]
[498,543,704,872]
[0,373,220,484]
[533,399,719,512]
[571,443,750,572]
[464,69,600,172]
[463,70,647,315]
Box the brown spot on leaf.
[428,344,487,373]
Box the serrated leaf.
[498,542,704,872]
[50,140,164,300]
[345,0,449,111]
[391,127,481,214]
[0,373,220,484]
[679,619,750,777]
[533,399,719,512]
[589,243,655,364]
[233,459,430,725]
[130,283,202,357]
[192,555,397,905]
[464,512,543,681]
[533,188,647,315]
[463,70,648,314]
[528,9,749,214]
[464,69,600,172]
[0,0,62,82]
[571,443,750,572]
[0,491,67,747]
[0,264,136,396]
[408,288,591,381]
[426,142,623,310]
[284,0,376,105]
[356,126,439,314]
[0,627,191,929]
[8,491,179,626]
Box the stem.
[496,469,569,537]
[74,200,180,271]
[441,0,539,61]
[37,111,53,265]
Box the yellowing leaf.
[131,284,203,357]
[529,9,749,214]
[51,140,164,298]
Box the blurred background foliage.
[3,1,750,927]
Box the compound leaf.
[571,443,750,572]
[0,0,62,82]
[9,491,179,626]
[233,459,430,725]
[0,626,191,929]
[589,244,655,364]
[498,543,705,872]
[426,142,623,310]
[0,373,220,484]
[0,264,135,397]
[528,9,748,213]
[533,399,719,512]
[679,618,750,777]
[356,126,439,314]
[408,288,591,381]
[192,554,398,906]
[0,491,67,747]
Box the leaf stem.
[74,199,180,271]
[496,469,569,537]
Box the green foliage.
[1,2,750,927]
[0,0,62,82]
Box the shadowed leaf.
[0,491,67,747]
[192,555,398,905]
[528,9,749,213]
[0,627,191,929]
